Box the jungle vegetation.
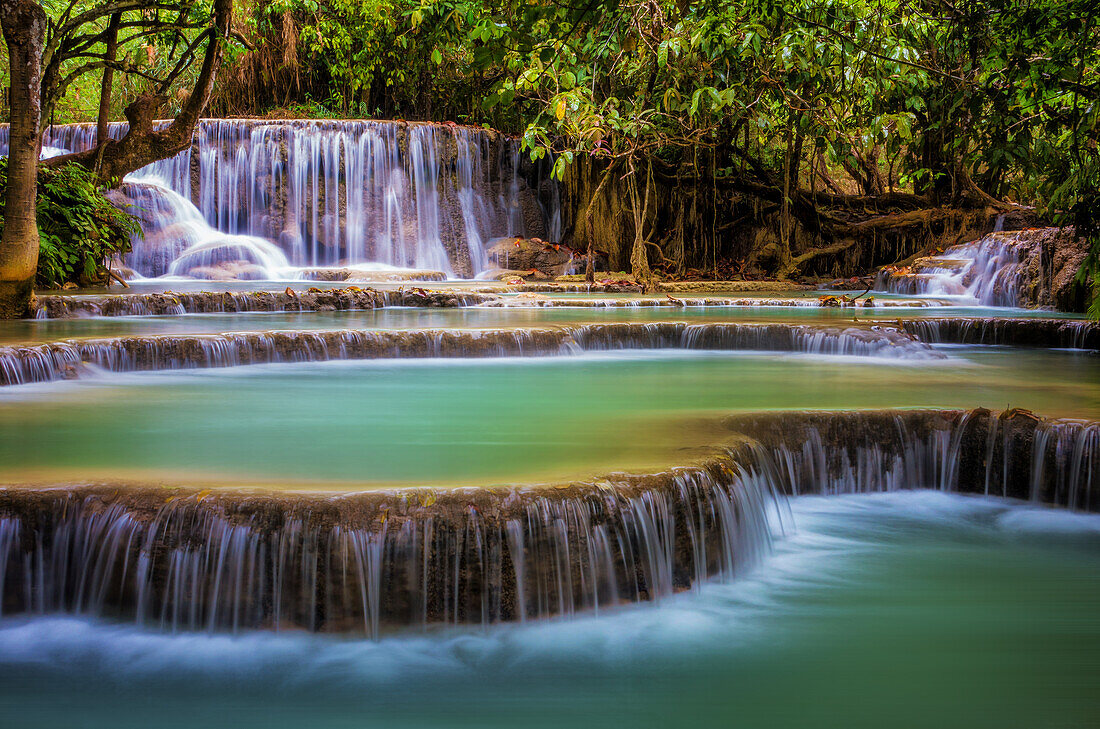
[1,0,1097,314]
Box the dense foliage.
[4,0,1097,299]
[236,2,1094,193]
[219,0,1097,283]
[0,159,139,287]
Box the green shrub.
[0,159,141,288]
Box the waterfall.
[899,317,1098,350]
[2,120,559,280]
[875,231,1030,306]
[723,408,1100,511]
[0,408,1095,633]
[118,174,293,279]
[0,459,783,632]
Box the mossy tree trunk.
[0,0,47,319]
[628,159,654,290]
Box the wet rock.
[1015,227,1090,311]
[300,268,448,283]
[901,317,1099,350]
[877,227,1090,311]
[33,287,496,319]
[487,237,577,277]
[0,322,944,386]
[722,408,1099,510]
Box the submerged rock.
[299,267,448,283]
[185,261,269,280]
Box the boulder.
[1016,227,1090,311]
[486,237,578,278]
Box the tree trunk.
[583,160,619,283]
[0,0,47,319]
[628,160,654,289]
[776,118,795,277]
[93,13,122,174]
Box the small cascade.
[0,408,1095,633]
[34,287,494,319]
[484,295,950,308]
[723,408,1100,512]
[876,231,1033,306]
[0,322,943,386]
[0,458,782,632]
[117,174,292,279]
[5,120,558,280]
[900,317,1099,350]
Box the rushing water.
[2,120,558,279]
[875,231,1031,306]
[0,303,1087,347]
[0,492,1097,729]
[0,140,1093,721]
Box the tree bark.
[628,160,654,289]
[0,0,47,319]
[93,13,122,174]
[582,159,619,283]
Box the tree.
[45,0,234,182]
[0,0,48,319]
[0,0,234,317]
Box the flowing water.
[2,120,558,279]
[2,122,1099,726]
[0,492,1097,729]
[875,231,1032,306]
[0,303,1086,346]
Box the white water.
[0,322,947,386]
[4,120,557,280]
[876,232,1030,306]
[0,492,1097,729]
[123,172,295,279]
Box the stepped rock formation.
[877,228,1090,311]
[0,322,944,386]
[33,286,494,318]
[0,409,1095,634]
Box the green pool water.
[1,346,1095,488]
[1,287,1098,729]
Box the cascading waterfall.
[723,408,1100,511]
[0,458,783,633]
[875,231,1031,306]
[900,317,1099,350]
[119,174,293,279]
[0,322,944,386]
[0,408,1095,634]
[2,120,558,280]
